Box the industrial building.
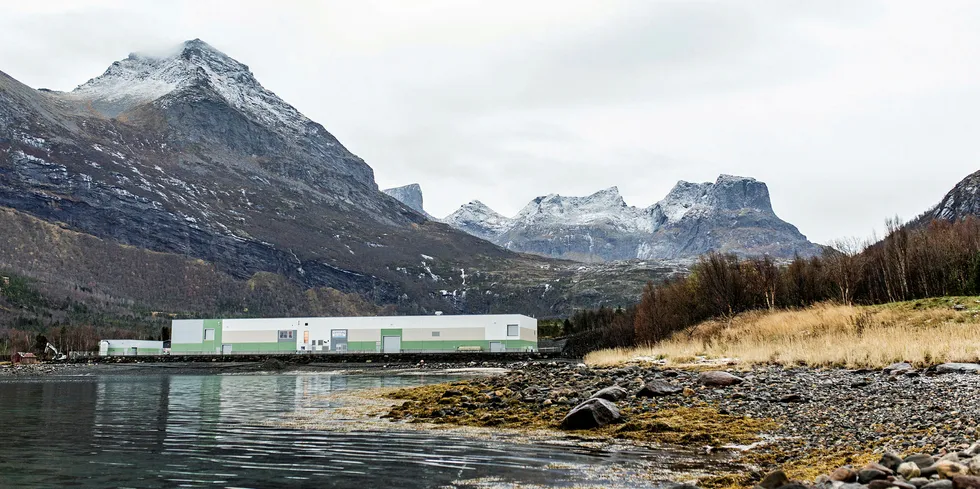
[99,340,167,356]
[170,314,537,354]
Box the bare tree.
[825,237,866,305]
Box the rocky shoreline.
[380,361,980,487]
[0,358,525,377]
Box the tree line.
[564,217,980,354]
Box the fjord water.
[0,370,685,488]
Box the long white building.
[171,314,537,354]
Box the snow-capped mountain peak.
[514,186,633,228]
[66,39,317,137]
[443,175,820,262]
[443,200,514,242]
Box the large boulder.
[559,398,622,430]
[830,467,858,482]
[756,470,788,489]
[899,462,922,479]
[880,452,904,472]
[905,454,936,468]
[884,362,914,374]
[590,385,628,402]
[858,468,888,484]
[936,363,980,374]
[637,380,683,398]
[699,370,745,387]
[952,476,980,489]
[937,461,971,479]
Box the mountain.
[383,183,430,218]
[439,175,822,262]
[0,39,673,323]
[444,200,514,242]
[924,169,980,222]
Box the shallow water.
[0,370,712,488]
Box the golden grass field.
[585,297,980,368]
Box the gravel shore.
[381,361,980,486]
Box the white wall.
[104,340,165,349]
[172,319,204,344]
[216,314,537,348]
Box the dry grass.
[586,298,980,368]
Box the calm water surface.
[0,370,696,488]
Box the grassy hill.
[586,297,980,368]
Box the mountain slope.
[0,39,671,318]
[439,175,821,262]
[924,169,980,222]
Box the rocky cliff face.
[383,183,430,218]
[925,169,980,222]
[436,175,821,262]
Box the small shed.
[12,352,38,365]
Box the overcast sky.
[2,1,979,245]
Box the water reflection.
[0,372,685,488]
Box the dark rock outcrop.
[559,398,622,430]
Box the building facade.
[99,340,167,356]
[170,314,537,354]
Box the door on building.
[382,336,401,353]
[222,344,233,354]
[490,342,505,352]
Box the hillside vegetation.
[565,217,980,357]
[0,206,385,356]
[585,298,980,368]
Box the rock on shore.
[382,361,980,487]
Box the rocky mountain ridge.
[383,183,430,218]
[392,176,822,262]
[0,39,672,320]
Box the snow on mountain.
[923,169,980,222]
[444,200,514,242]
[443,175,822,262]
[65,39,318,138]
[655,180,710,223]
[512,187,643,231]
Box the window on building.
[432,331,441,337]
[278,330,294,340]
[507,324,519,337]
[204,329,215,341]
